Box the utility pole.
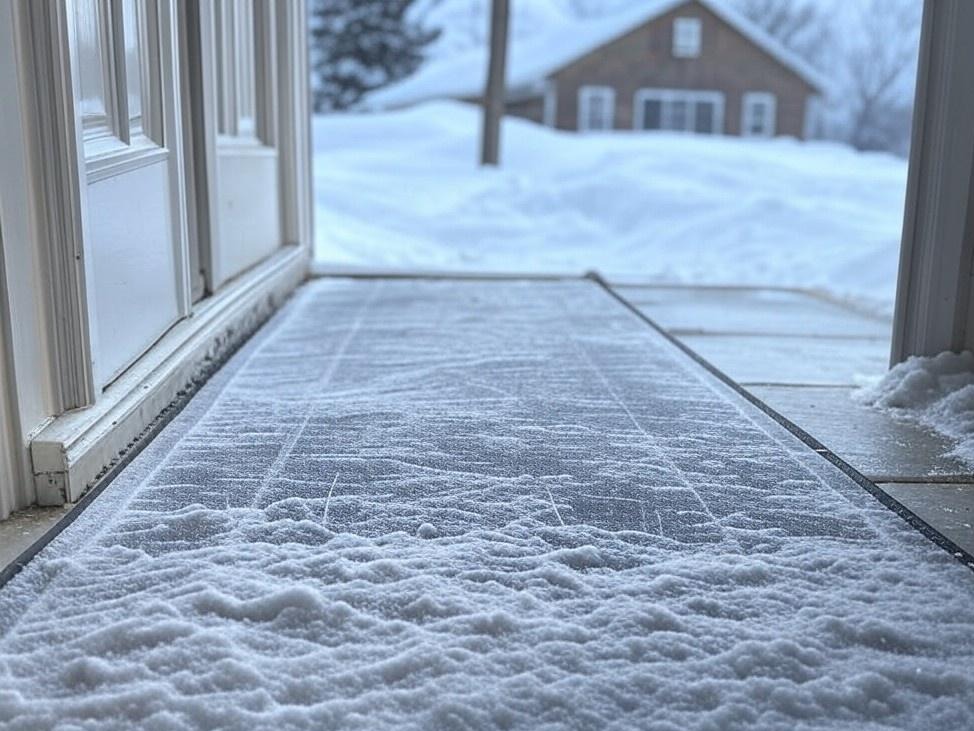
[480,0,510,166]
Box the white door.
[72,0,190,388]
[198,0,283,290]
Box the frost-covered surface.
[2,279,973,730]
[314,103,907,313]
[858,351,974,467]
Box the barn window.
[742,92,777,137]
[577,86,615,132]
[634,89,725,135]
[673,17,702,58]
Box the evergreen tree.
[309,0,440,112]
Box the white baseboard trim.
[31,245,309,505]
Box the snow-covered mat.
[1,278,973,731]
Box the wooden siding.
[506,96,545,125]
[458,94,546,126]
[548,0,817,138]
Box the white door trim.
[31,244,309,505]
[0,0,312,514]
[0,0,62,518]
[0,232,27,518]
[891,0,974,362]
[192,0,309,291]
[21,0,97,410]
[276,0,313,251]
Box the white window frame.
[577,85,615,132]
[633,89,725,135]
[672,17,702,58]
[742,92,777,137]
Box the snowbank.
[314,102,907,313]
[858,351,974,465]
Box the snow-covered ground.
[858,352,974,467]
[314,102,908,313]
[3,279,973,730]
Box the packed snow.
[314,102,907,313]
[858,351,974,467]
[1,279,973,730]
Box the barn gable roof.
[368,0,827,110]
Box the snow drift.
[314,102,907,313]
[858,351,974,467]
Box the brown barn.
[371,0,826,140]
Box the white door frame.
[891,0,974,363]
[19,0,98,411]
[277,1,313,252]
[187,0,312,292]
[0,0,312,511]
[0,234,27,518]
[0,0,65,518]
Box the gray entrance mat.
[1,279,973,730]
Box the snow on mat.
[1,278,973,731]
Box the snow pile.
[858,351,974,465]
[0,279,972,730]
[314,102,907,313]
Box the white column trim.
[891,0,974,363]
[1,0,75,517]
[0,230,27,519]
[277,0,314,251]
[21,0,97,409]
[159,0,195,322]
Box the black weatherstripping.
[0,297,285,591]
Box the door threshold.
[29,245,309,506]
[310,262,586,281]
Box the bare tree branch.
[734,0,832,67]
[842,0,921,152]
